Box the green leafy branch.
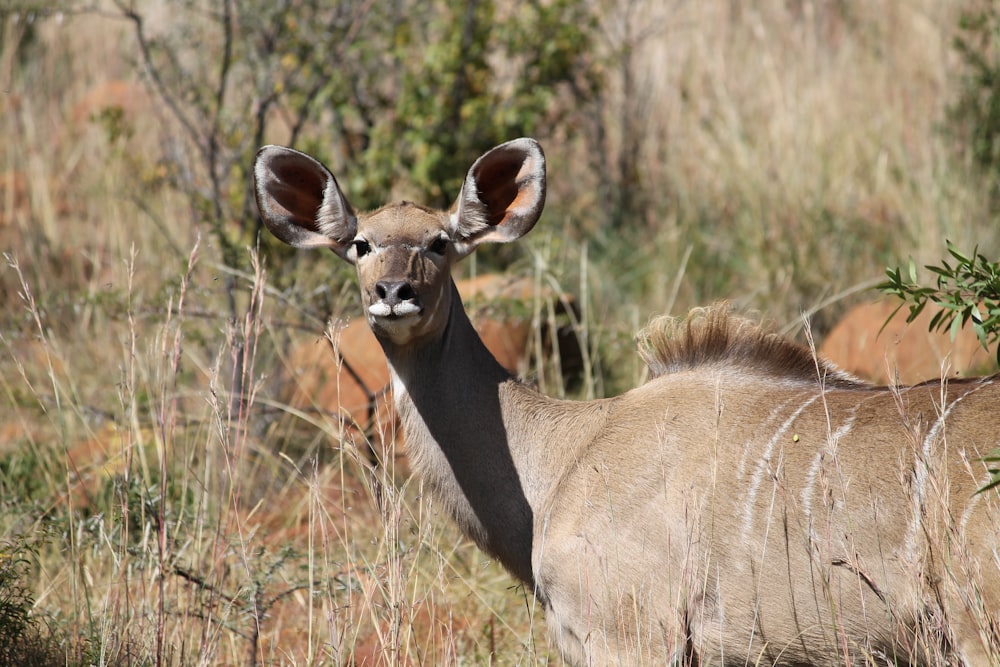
[878,240,1000,366]
[879,241,1000,493]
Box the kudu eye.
[429,236,449,256]
[353,239,371,257]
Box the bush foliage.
[879,241,1000,366]
[116,0,601,271]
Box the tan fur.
[254,139,1000,666]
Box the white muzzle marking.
[369,302,391,317]
[392,302,420,316]
[369,301,420,318]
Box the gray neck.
[380,281,538,584]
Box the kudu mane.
[638,304,866,389]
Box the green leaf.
[950,312,963,340]
[946,241,971,265]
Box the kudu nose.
[375,280,417,306]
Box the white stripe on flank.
[737,397,796,481]
[904,379,993,562]
[800,409,858,520]
[741,394,820,542]
[904,396,953,562]
[959,469,988,536]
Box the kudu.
[254,138,1000,665]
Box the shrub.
[880,241,1000,492]
[114,0,601,275]
[0,536,67,667]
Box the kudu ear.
[253,145,358,260]
[451,138,546,255]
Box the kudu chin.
[254,138,1000,666]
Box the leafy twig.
[878,240,1000,366]
[879,240,1000,493]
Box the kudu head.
[253,139,547,347]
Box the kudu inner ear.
[253,146,357,253]
[453,138,546,249]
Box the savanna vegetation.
[1,0,999,664]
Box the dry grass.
[1,1,997,665]
[556,0,997,338]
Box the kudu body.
[254,138,1000,665]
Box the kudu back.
[254,138,1000,666]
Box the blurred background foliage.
[109,0,604,274]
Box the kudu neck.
[379,280,513,389]
[376,280,542,585]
